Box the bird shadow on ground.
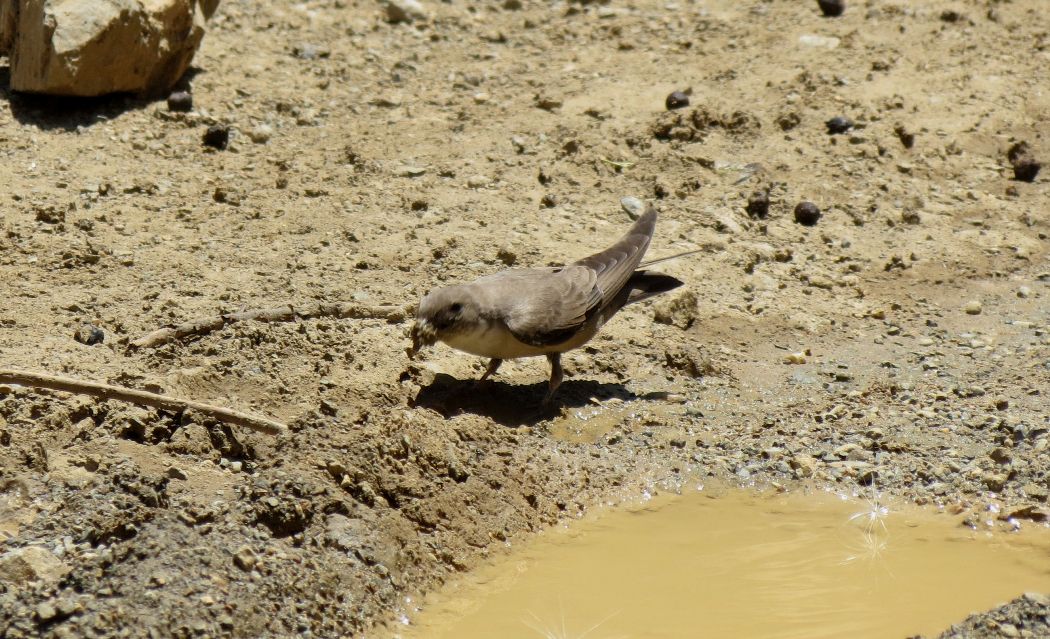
[0,65,201,131]
[411,373,634,428]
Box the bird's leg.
[479,358,502,383]
[543,353,563,405]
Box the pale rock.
[798,34,840,49]
[747,272,778,292]
[248,124,273,144]
[396,165,427,178]
[789,455,818,478]
[232,545,257,571]
[0,546,71,585]
[466,174,490,188]
[784,352,807,365]
[10,0,218,96]
[620,196,645,220]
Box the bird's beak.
[409,318,436,359]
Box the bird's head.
[409,285,482,358]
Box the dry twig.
[129,302,408,349]
[0,369,286,436]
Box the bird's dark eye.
[449,303,462,314]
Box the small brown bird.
[409,206,683,403]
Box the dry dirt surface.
[1,0,1048,637]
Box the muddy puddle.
[395,487,1050,639]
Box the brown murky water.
[395,487,1050,639]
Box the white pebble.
[248,124,273,144]
[466,174,490,188]
[620,196,645,220]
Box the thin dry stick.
[0,369,286,436]
[129,302,408,349]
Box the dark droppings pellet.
[794,201,822,226]
[167,91,193,112]
[817,0,845,17]
[665,91,690,111]
[826,116,853,135]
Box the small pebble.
[817,0,845,16]
[534,95,563,111]
[291,43,329,60]
[466,175,490,188]
[397,166,427,178]
[34,205,65,224]
[964,300,982,315]
[248,124,272,144]
[166,91,193,112]
[798,34,840,48]
[73,324,105,346]
[826,116,853,135]
[202,124,230,150]
[233,546,257,571]
[36,602,57,622]
[665,91,690,111]
[620,196,645,220]
[793,201,821,226]
[1017,286,1031,298]
[745,189,770,219]
[540,193,558,208]
[370,95,402,108]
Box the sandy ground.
[0,0,1048,637]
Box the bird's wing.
[475,207,658,347]
[474,267,601,347]
[571,206,657,307]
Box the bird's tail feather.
[624,270,683,306]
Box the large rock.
[0,546,71,585]
[10,0,219,96]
